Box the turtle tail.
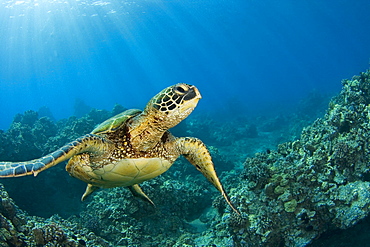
[0,134,111,177]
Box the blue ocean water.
[0,0,369,129]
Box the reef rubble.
[0,71,369,246]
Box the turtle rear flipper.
[177,137,240,215]
[129,184,155,206]
[0,134,112,177]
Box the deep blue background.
[0,0,369,129]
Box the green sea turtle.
[0,83,239,214]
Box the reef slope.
[226,70,370,246]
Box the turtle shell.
[91,109,141,135]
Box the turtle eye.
[173,84,189,95]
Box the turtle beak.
[179,86,201,114]
[184,85,201,101]
[194,86,202,100]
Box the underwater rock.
[226,70,370,246]
[38,106,56,122]
[12,110,39,127]
[73,99,92,118]
[111,103,127,116]
[0,183,109,246]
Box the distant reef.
[0,70,369,246]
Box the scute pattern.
[92,109,141,135]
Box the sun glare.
[0,0,141,85]
[1,0,139,18]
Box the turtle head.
[144,83,201,130]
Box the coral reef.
[229,70,370,246]
[0,71,369,246]
[0,183,109,246]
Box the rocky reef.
[227,70,370,246]
[0,183,110,246]
[0,71,369,246]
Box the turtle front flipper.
[0,134,112,178]
[176,137,240,215]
